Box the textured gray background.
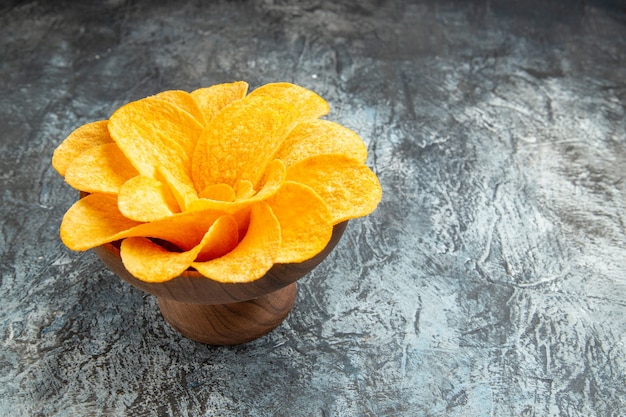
[1,0,625,416]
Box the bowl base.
[157,282,297,345]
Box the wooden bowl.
[93,221,348,345]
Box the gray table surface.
[1,0,625,416]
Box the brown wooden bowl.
[93,221,347,345]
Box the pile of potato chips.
[52,82,381,283]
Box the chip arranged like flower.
[52,82,381,283]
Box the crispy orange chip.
[267,181,333,263]
[55,81,381,284]
[127,208,226,251]
[231,206,252,244]
[120,215,239,282]
[118,176,179,222]
[60,193,143,251]
[191,83,330,192]
[108,96,203,209]
[248,82,329,120]
[64,143,138,194]
[235,180,255,200]
[199,183,236,202]
[153,90,206,126]
[121,237,199,283]
[275,119,368,167]
[52,120,112,177]
[193,202,281,283]
[188,158,286,214]
[191,81,249,123]
[60,193,226,251]
[286,154,382,224]
[195,215,239,262]
[192,95,299,191]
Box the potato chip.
[192,202,281,283]
[191,95,299,191]
[190,82,329,192]
[60,193,142,250]
[55,81,382,284]
[286,154,382,224]
[118,175,179,222]
[158,170,199,214]
[64,143,138,194]
[61,193,226,251]
[188,158,285,214]
[231,206,252,245]
[199,183,236,202]
[235,180,255,200]
[267,181,333,263]
[153,90,206,126]
[120,215,239,282]
[275,119,368,167]
[248,82,329,120]
[194,215,239,262]
[108,96,204,209]
[52,120,112,177]
[128,208,226,251]
[121,237,199,283]
[191,81,249,123]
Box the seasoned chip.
[234,180,255,200]
[121,237,199,283]
[153,90,206,126]
[192,95,299,191]
[248,82,329,120]
[275,119,368,167]
[128,208,226,251]
[188,159,285,214]
[60,193,225,251]
[52,120,112,177]
[267,181,333,263]
[64,143,138,194]
[193,202,281,283]
[189,82,329,190]
[199,183,236,202]
[191,81,249,123]
[60,193,142,251]
[118,176,179,222]
[54,82,381,284]
[195,215,239,262]
[286,154,382,224]
[120,215,239,282]
[108,96,204,209]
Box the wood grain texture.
[157,283,297,345]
